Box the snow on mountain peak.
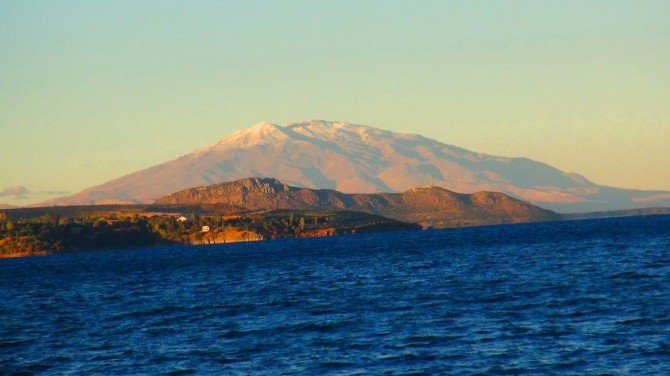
[200,121,296,151]
[284,120,394,145]
[286,120,373,133]
[201,120,393,149]
[37,118,670,212]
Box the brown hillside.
[154,177,560,228]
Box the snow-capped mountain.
[39,120,670,212]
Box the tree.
[299,217,305,229]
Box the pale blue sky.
[1,1,669,205]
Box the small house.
[177,216,190,222]
[201,226,210,233]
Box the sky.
[1,1,669,206]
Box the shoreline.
[0,226,420,259]
[4,208,667,260]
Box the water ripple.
[1,215,670,374]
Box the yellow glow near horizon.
[1,2,668,205]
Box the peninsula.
[0,178,558,258]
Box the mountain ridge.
[38,120,670,212]
[153,177,560,228]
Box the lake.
[2,215,670,374]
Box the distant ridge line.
[153,177,560,228]
[35,120,670,213]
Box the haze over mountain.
[154,177,559,228]
[40,120,670,213]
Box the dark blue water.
[2,215,670,374]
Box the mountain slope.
[153,177,560,228]
[40,120,670,212]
